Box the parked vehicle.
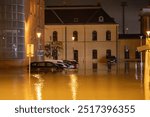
[107,56,117,63]
[28,61,59,73]
[63,60,78,69]
[55,63,68,71]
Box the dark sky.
[45,0,149,34]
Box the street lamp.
[37,32,41,61]
[146,31,150,37]
[72,36,75,60]
[140,35,143,78]
[37,32,41,39]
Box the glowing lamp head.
[146,31,150,37]
[37,32,41,38]
[72,37,75,41]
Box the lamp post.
[72,36,75,60]
[37,32,41,61]
[140,35,143,77]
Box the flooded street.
[0,62,147,100]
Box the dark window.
[73,31,78,41]
[73,50,78,62]
[106,49,111,58]
[92,31,97,41]
[124,46,130,59]
[74,18,78,22]
[53,31,58,41]
[92,49,97,59]
[135,50,140,59]
[106,31,111,41]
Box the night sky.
[45,0,149,34]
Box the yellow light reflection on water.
[69,74,78,100]
[33,74,44,100]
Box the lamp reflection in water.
[33,74,44,100]
[144,31,150,99]
[69,74,78,100]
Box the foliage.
[45,41,63,59]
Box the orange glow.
[37,32,42,38]
[146,31,150,36]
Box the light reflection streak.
[33,74,44,100]
[69,74,78,100]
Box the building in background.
[0,0,45,67]
[139,4,150,99]
[45,5,118,70]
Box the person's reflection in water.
[33,74,44,100]
[69,74,78,100]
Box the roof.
[119,34,146,39]
[45,5,116,25]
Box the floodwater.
[0,62,148,100]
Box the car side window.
[31,63,37,66]
[47,62,53,67]
[37,62,45,67]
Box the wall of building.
[24,0,45,65]
[118,39,142,61]
[0,0,45,67]
[45,24,118,70]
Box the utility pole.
[121,1,127,34]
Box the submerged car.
[28,61,59,73]
[107,56,117,63]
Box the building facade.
[45,5,118,70]
[118,34,144,61]
[140,4,150,99]
[0,0,44,67]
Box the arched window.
[73,31,78,41]
[53,31,58,41]
[106,30,111,41]
[92,31,97,41]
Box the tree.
[45,41,63,59]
